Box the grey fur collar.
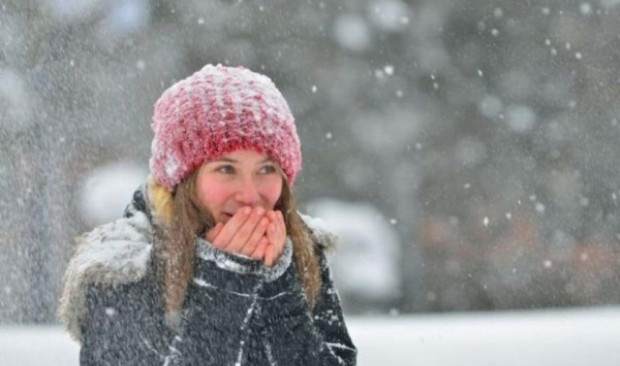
[298,212,340,249]
[58,210,337,342]
[58,211,154,342]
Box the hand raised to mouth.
[205,206,287,267]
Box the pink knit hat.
[149,64,302,191]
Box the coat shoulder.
[298,212,340,250]
[58,210,154,342]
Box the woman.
[58,65,357,365]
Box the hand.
[205,208,287,266]
[206,206,270,260]
[264,210,286,267]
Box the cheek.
[263,180,283,208]
[196,179,231,213]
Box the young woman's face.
[195,149,284,224]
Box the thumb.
[206,222,223,243]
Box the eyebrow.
[211,157,274,164]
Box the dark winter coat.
[59,186,357,365]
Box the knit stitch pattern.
[149,64,301,190]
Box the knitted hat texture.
[149,64,301,191]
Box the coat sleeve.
[79,280,169,366]
[254,247,357,365]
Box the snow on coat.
[58,184,357,365]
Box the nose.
[234,176,261,206]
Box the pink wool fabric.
[149,64,302,191]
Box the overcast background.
[2,0,620,324]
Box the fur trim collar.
[58,210,153,342]
[298,212,340,249]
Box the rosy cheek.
[204,186,231,207]
[266,184,283,208]
[196,181,230,215]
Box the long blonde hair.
[147,172,321,319]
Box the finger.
[265,222,282,266]
[267,219,285,249]
[266,221,277,245]
[264,241,275,267]
[272,212,286,260]
[250,237,269,261]
[240,217,269,256]
[206,222,224,243]
[212,207,252,248]
[228,206,265,253]
[268,210,282,233]
[269,210,280,222]
[277,210,286,239]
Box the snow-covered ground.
[1,307,619,365]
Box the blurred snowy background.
[2,0,620,349]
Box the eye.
[216,165,235,174]
[258,164,277,175]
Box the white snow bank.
[1,307,619,365]
[349,307,620,366]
